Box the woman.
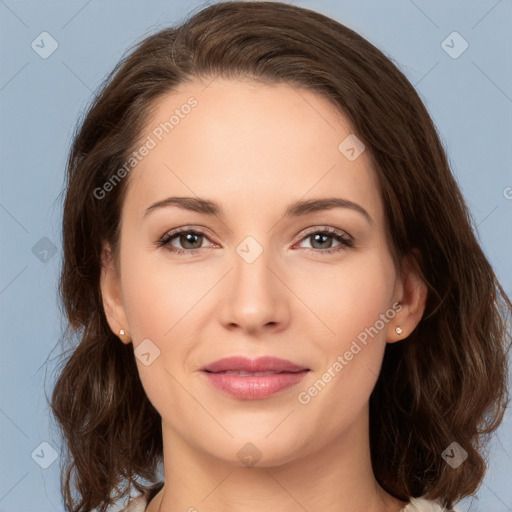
[51,2,511,511]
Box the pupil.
[182,233,202,249]
[313,233,331,249]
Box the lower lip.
[201,370,310,399]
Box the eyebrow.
[143,196,374,225]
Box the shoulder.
[400,496,460,512]
[118,482,164,512]
[118,490,458,512]
[118,493,148,512]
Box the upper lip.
[201,356,309,373]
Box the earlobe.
[100,241,131,344]
[387,252,428,343]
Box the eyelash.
[156,226,354,256]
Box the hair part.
[51,2,512,511]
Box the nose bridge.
[218,234,288,331]
[232,236,276,305]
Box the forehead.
[122,78,382,225]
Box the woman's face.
[101,78,411,467]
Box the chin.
[218,434,310,469]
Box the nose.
[218,246,290,336]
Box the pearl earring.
[395,326,403,335]
[119,329,126,336]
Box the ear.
[100,240,131,344]
[386,251,428,343]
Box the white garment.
[119,493,146,512]
[400,496,456,511]
[119,490,453,512]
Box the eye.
[157,226,354,256]
[295,227,354,255]
[157,227,215,255]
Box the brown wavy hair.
[50,1,512,511]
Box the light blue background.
[1,1,511,511]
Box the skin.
[100,78,427,512]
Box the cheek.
[121,248,208,340]
[295,251,395,409]
[299,251,396,401]
[303,251,396,345]
[119,250,196,415]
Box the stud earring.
[119,329,126,336]
[395,326,403,335]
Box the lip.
[201,356,308,373]
[200,356,310,400]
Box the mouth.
[204,370,304,376]
[200,356,310,399]
[201,355,309,373]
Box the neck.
[148,404,407,512]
